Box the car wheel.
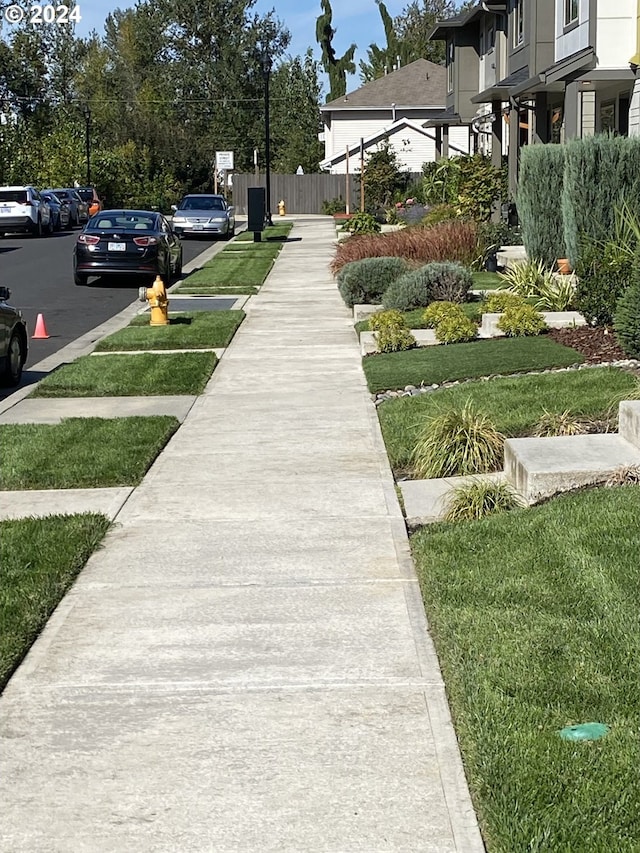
[45,217,54,235]
[1,331,25,387]
[174,251,183,278]
[74,270,88,286]
[33,217,43,237]
[66,215,73,231]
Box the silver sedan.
[170,194,235,239]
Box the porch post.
[435,126,443,160]
[534,92,550,142]
[491,99,503,169]
[442,123,450,158]
[564,80,580,139]
[508,100,519,198]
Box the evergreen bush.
[481,291,525,313]
[382,268,433,311]
[562,135,640,268]
[340,212,381,234]
[336,257,409,307]
[369,309,407,332]
[422,301,464,328]
[517,144,566,267]
[426,261,473,302]
[614,257,640,358]
[574,240,632,326]
[497,304,546,337]
[434,313,477,344]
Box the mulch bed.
[547,326,630,365]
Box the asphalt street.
[0,227,219,370]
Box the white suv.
[0,186,52,237]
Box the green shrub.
[476,220,522,251]
[369,308,407,332]
[382,268,433,311]
[498,259,556,297]
[434,313,478,344]
[517,143,566,267]
[481,291,525,313]
[424,261,473,302]
[336,257,409,308]
[614,259,640,358]
[445,479,524,522]
[422,154,505,222]
[369,309,416,352]
[340,212,381,234]
[411,400,505,478]
[497,304,547,337]
[421,204,460,228]
[322,197,346,215]
[422,301,464,328]
[574,240,632,326]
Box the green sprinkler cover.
[558,722,610,742]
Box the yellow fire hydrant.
[278,199,286,216]
[139,275,169,326]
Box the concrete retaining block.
[353,304,383,322]
[479,311,586,338]
[504,433,640,504]
[619,400,640,450]
[360,329,438,356]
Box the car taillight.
[78,234,100,245]
[133,236,159,247]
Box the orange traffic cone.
[32,313,50,339]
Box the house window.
[447,40,454,92]
[512,0,524,47]
[564,0,578,26]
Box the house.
[430,0,640,194]
[319,59,472,175]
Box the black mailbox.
[247,187,265,236]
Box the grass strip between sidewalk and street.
[173,284,258,296]
[30,351,217,397]
[362,336,583,394]
[0,416,179,489]
[94,310,245,351]
[411,485,640,851]
[234,223,293,241]
[0,513,111,692]
[378,367,639,475]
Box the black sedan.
[73,210,183,286]
[0,286,28,386]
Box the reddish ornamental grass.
[330,220,479,275]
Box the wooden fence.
[230,172,422,215]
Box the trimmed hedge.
[518,144,566,267]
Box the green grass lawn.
[222,242,281,257]
[378,367,638,475]
[94,310,244,351]
[177,256,273,288]
[471,271,504,290]
[0,416,179,489]
[411,485,640,852]
[0,514,111,691]
[30,351,217,397]
[234,223,293,241]
[362,336,583,393]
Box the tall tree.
[315,0,356,102]
[394,0,475,66]
[359,1,402,84]
[270,51,324,172]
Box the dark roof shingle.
[321,59,446,110]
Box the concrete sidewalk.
[0,217,484,852]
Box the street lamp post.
[261,52,273,226]
[82,106,91,186]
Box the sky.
[71,0,411,92]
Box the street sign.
[216,151,234,170]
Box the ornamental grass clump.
[330,219,478,274]
[370,309,416,353]
[411,400,505,478]
[444,479,524,522]
[498,259,556,297]
[497,304,547,337]
[336,256,409,307]
[533,408,587,437]
[534,275,577,311]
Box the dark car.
[0,286,28,386]
[41,190,72,231]
[47,188,88,226]
[170,194,235,239]
[73,209,183,286]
